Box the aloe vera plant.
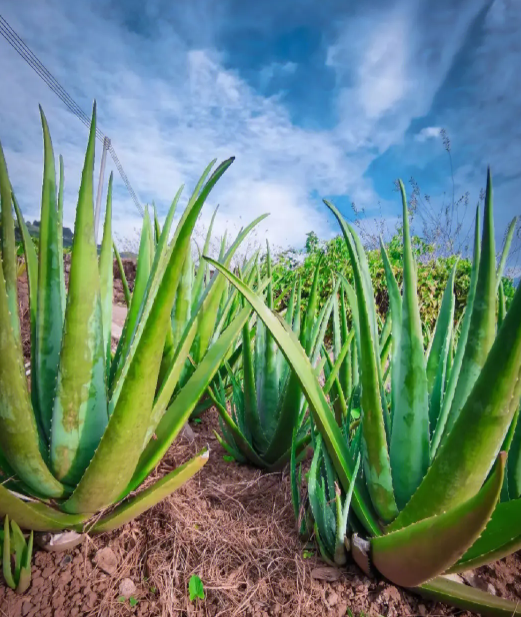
[210,247,338,469]
[0,516,33,593]
[115,203,266,421]
[207,170,521,616]
[291,425,361,566]
[0,104,250,534]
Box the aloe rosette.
[210,244,340,469]
[0,104,251,534]
[206,170,521,616]
[114,201,267,420]
[0,516,33,593]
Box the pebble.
[119,577,137,599]
[94,547,118,575]
[327,591,339,607]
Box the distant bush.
[270,231,514,334]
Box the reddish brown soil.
[2,411,521,616]
[113,258,136,306]
[4,261,521,616]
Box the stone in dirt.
[462,571,497,595]
[326,590,339,607]
[181,422,196,442]
[119,578,137,599]
[311,566,342,582]
[94,547,118,575]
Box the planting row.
[1,105,520,616]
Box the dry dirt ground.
[3,261,521,616]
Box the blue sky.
[0,0,520,265]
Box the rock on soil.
[119,578,136,599]
[94,546,118,575]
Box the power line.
[108,145,144,216]
[0,14,144,217]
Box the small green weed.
[222,455,235,462]
[189,575,205,602]
[118,595,139,607]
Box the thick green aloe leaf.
[0,253,65,498]
[242,313,264,450]
[497,281,507,329]
[448,498,521,572]
[153,204,161,245]
[390,274,521,530]
[309,285,337,365]
[110,209,154,389]
[206,258,382,536]
[373,453,504,587]
[127,305,250,493]
[9,519,26,582]
[324,201,397,523]
[330,291,346,422]
[444,171,496,437]
[147,308,200,442]
[427,264,456,436]
[171,248,193,352]
[144,188,187,388]
[323,333,354,396]
[431,206,481,455]
[153,188,184,272]
[2,515,15,589]
[418,576,521,616]
[192,204,218,310]
[51,105,109,485]
[389,181,430,510]
[113,242,131,307]
[12,194,40,415]
[496,216,517,291]
[91,449,208,533]
[35,109,65,440]
[508,403,521,498]
[263,369,303,464]
[264,434,311,472]
[212,393,267,467]
[191,214,268,366]
[62,159,234,515]
[301,253,323,354]
[290,427,306,536]
[57,154,66,314]
[99,172,114,376]
[308,438,336,558]
[0,141,19,343]
[339,290,352,399]
[426,264,456,394]
[113,207,174,406]
[16,530,33,594]
[258,242,279,431]
[0,484,85,531]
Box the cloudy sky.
[0,0,520,263]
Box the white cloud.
[0,2,356,253]
[415,127,442,142]
[356,11,409,119]
[0,0,517,264]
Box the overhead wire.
[0,14,144,217]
